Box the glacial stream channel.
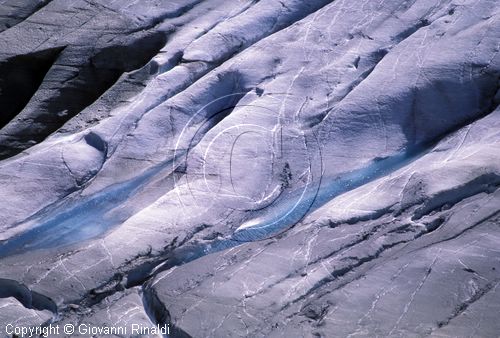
[0,147,424,260]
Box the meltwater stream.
[0,146,423,259]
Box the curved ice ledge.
[231,148,424,242]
